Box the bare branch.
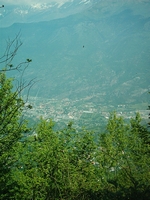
[0,33,36,146]
[0,32,23,71]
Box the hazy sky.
[4,0,73,6]
[0,0,92,27]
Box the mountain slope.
[0,1,150,106]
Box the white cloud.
[14,8,29,15]
[4,0,74,11]
[79,0,91,5]
[30,3,53,11]
[4,0,72,6]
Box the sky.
[3,0,73,6]
[2,0,150,7]
[0,0,149,31]
[0,0,93,27]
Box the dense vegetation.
[0,39,150,200]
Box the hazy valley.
[0,0,150,128]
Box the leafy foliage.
[6,112,149,200]
[0,72,29,199]
[98,112,150,199]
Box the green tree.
[0,36,32,199]
[11,119,100,199]
[11,119,72,199]
[0,72,30,199]
[98,112,150,200]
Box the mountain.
[0,0,150,108]
[0,0,94,27]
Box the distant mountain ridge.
[0,0,150,107]
[1,0,149,28]
[0,0,95,27]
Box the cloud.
[5,0,72,6]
